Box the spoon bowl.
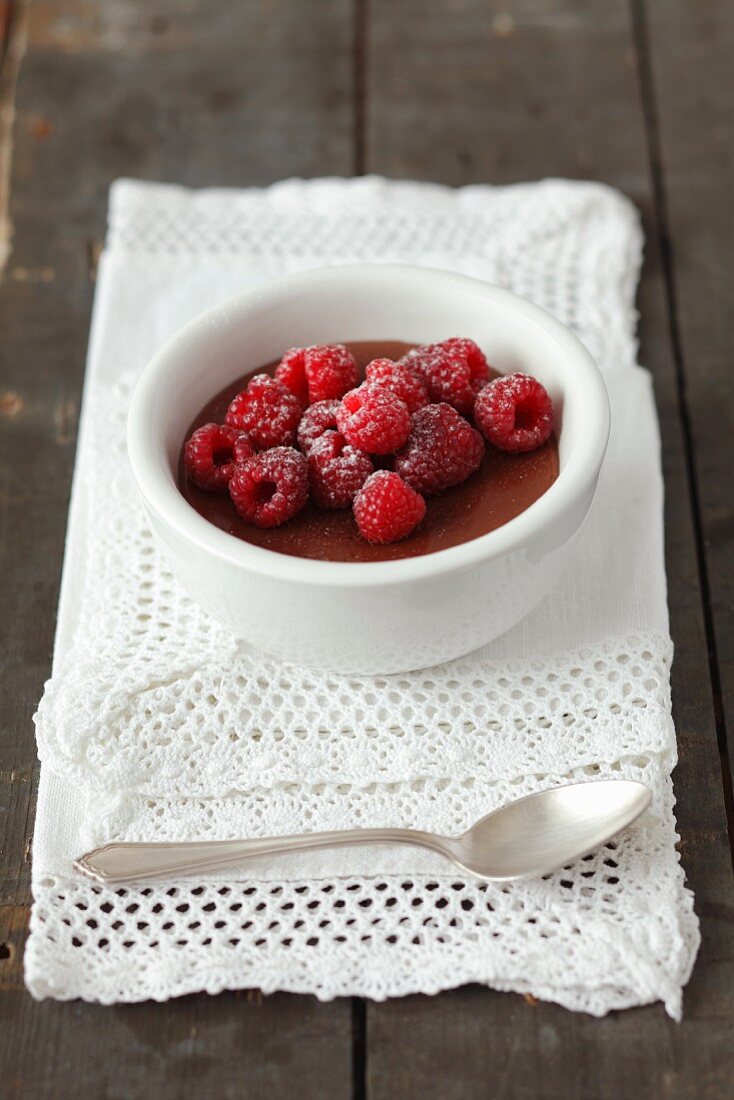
[74,779,651,885]
[447,780,651,880]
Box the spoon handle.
[73,828,447,884]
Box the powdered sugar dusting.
[395,402,484,493]
[308,430,373,509]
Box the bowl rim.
[127,263,610,588]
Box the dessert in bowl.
[127,265,610,674]
[179,339,560,562]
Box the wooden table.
[1,2,732,1096]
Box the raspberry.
[337,383,411,455]
[274,348,309,406]
[394,403,484,494]
[275,344,359,405]
[228,447,308,528]
[233,434,257,465]
[225,374,302,450]
[305,344,360,403]
[183,423,252,492]
[297,399,341,455]
[308,430,373,509]
[474,372,554,453]
[364,358,429,414]
[402,337,490,415]
[353,471,426,544]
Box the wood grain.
[642,0,734,810]
[0,2,354,1096]
[364,1,734,1095]
[0,0,732,1095]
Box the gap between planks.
[352,0,368,175]
[629,0,734,875]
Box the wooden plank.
[0,1,354,1096]
[641,0,734,804]
[364,2,734,1096]
[2,991,352,1099]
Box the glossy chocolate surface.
[179,341,559,562]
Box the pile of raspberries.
[183,339,554,545]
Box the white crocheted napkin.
[27,177,699,1015]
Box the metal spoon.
[73,779,651,885]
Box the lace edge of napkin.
[25,774,699,1019]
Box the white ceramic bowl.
[128,265,609,674]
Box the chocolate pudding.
[179,341,559,562]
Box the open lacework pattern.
[27,178,699,1015]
